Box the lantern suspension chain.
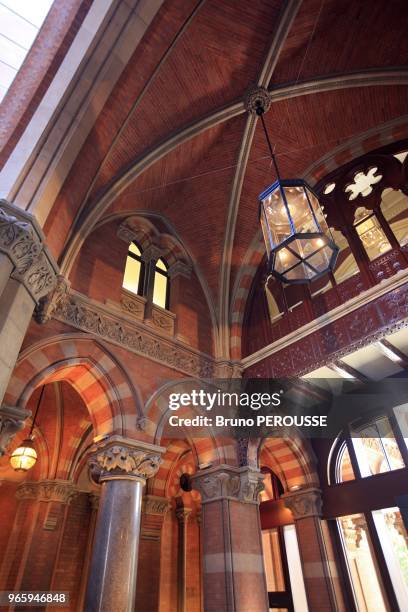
[255,102,282,183]
[29,385,45,438]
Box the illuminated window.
[336,442,355,483]
[354,208,391,261]
[153,258,169,309]
[122,243,144,295]
[381,188,408,248]
[351,416,405,478]
[372,507,408,609]
[338,513,388,611]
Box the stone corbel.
[282,486,323,519]
[191,464,264,505]
[0,200,58,303]
[88,435,165,483]
[0,404,31,455]
[35,274,70,323]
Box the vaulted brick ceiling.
[46,0,408,323]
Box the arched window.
[122,242,144,295]
[329,409,408,610]
[153,258,169,309]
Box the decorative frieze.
[0,200,58,303]
[146,304,176,336]
[191,465,264,505]
[119,290,146,320]
[16,479,78,505]
[52,289,216,377]
[0,404,31,455]
[88,436,164,483]
[282,487,323,519]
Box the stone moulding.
[52,288,216,377]
[16,479,78,505]
[0,200,58,303]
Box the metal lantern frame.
[259,178,339,285]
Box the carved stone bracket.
[282,487,323,519]
[0,404,31,455]
[16,479,78,505]
[142,494,170,515]
[175,506,192,524]
[191,465,264,505]
[35,274,70,323]
[0,200,58,303]
[88,435,165,483]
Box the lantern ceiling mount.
[244,86,271,115]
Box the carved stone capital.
[88,436,164,483]
[141,244,163,264]
[191,465,264,505]
[244,86,271,115]
[35,275,70,323]
[175,506,192,524]
[282,487,323,519]
[0,200,58,303]
[167,261,192,280]
[0,404,31,455]
[142,495,170,515]
[16,479,78,505]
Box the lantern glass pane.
[274,247,298,273]
[306,245,333,273]
[262,187,293,247]
[282,186,316,233]
[305,187,330,233]
[284,262,316,281]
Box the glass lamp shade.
[259,179,338,283]
[9,438,37,472]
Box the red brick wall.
[0,0,93,168]
[51,493,93,611]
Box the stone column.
[0,200,58,405]
[0,480,77,592]
[176,503,192,612]
[135,495,170,612]
[85,436,164,612]
[191,465,268,612]
[0,404,31,455]
[283,487,345,611]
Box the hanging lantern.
[259,179,338,284]
[246,88,339,284]
[9,385,44,472]
[9,438,37,472]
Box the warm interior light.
[10,438,37,472]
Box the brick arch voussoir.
[6,337,142,438]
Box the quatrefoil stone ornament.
[345,167,383,200]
